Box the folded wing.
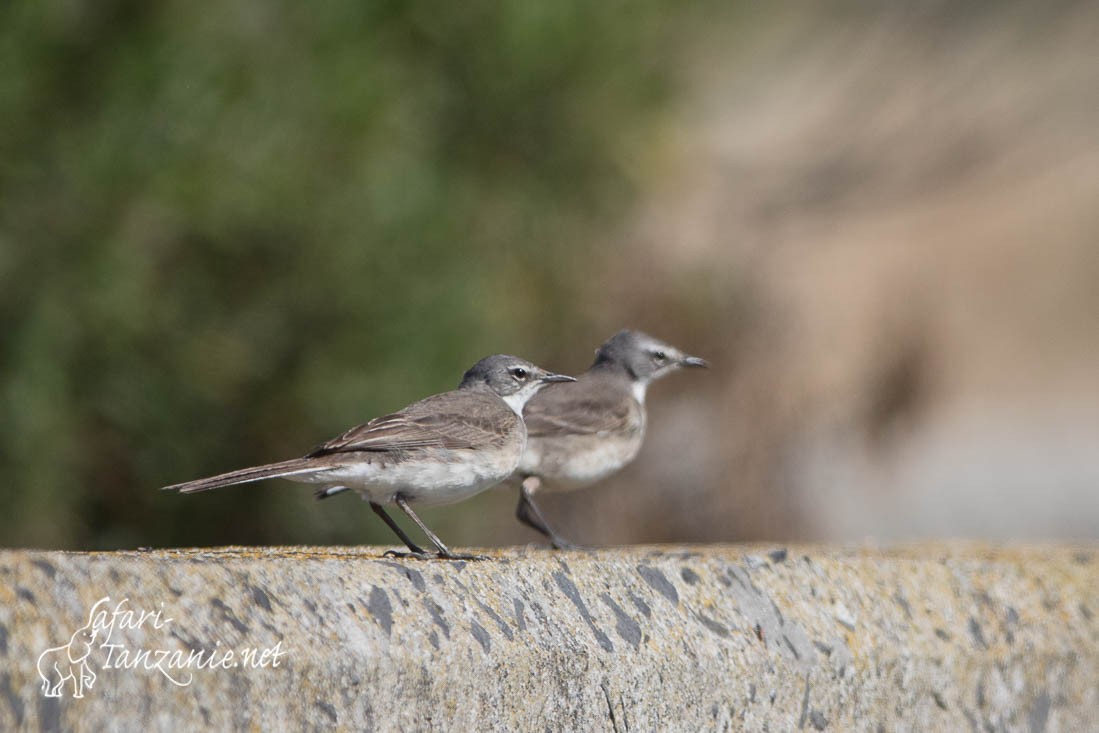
[523,387,639,438]
[308,392,513,456]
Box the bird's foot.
[382,549,433,560]
[436,551,490,561]
[381,549,489,561]
[550,536,582,551]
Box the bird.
[511,330,707,549]
[161,355,575,560]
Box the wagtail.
[162,355,574,559]
[513,330,707,548]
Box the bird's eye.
[511,367,528,380]
[653,351,667,362]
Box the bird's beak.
[679,355,709,369]
[540,372,577,383]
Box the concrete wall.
[2,544,1096,731]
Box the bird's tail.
[160,458,321,494]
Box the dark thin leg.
[516,476,577,550]
[394,496,485,561]
[370,501,428,557]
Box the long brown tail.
[160,458,322,494]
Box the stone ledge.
[2,543,1096,731]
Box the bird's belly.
[519,433,642,492]
[298,449,517,506]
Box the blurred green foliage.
[0,0,710,548]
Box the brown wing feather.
[523,375,638,437]
[307,390,515,456]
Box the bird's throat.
[501,391,528,416]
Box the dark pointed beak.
[540,372,577,383]
[680,355,709,368]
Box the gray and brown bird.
[161,355,574,559]
[512,330,707,548]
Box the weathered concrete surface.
[1,544,1096,732]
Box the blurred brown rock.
[534,4,1099,545]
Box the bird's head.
[460,355,575,414]
[593,329,708,384]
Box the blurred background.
[2,1,1097,551]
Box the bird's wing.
[307,392,511,456]
[523,383,639,437]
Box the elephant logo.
[36,598,108,698]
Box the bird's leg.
[394,496,486,561]
[515,478,552,538]
[314,485,351,501]
[516,476,578,550]
[369,501,431,558]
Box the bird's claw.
[382,549,433,560]
[437,552,489,561]
[381,549,488,561]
